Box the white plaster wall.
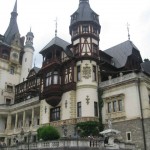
[0,67,20,104]
[76,60,98,87]
[73,39,80,45]
[20,47,34,82]
[102,83,142,123]
[61,91,72,120]
[40,100,50,125]
[92,39,98,45]
[140,82,150,118]
[76,87,98,117]
[76,60,98,117]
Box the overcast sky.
[0,0,150,67]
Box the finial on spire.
[54,18,58,37]
[127,22,130,40]
[34,57,36,67]
[13,0,17,13]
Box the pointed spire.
[4,0,19,44]
[54,18,58,37]
[80,0,89,3]
[127,22,131,40]
[13,0,17,13]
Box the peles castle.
[0,0,150,149]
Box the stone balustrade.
[2,139,135,150]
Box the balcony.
[99,72,138,88]
[42,58,62,68]
[42,85,63,106]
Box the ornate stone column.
[31,108,34,126]
[6,114,12,130]
[15,113,18,129]
[23,111,26,127]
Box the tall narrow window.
[10,66,15,75]
[77,66,81,81]
[46,72,52,86]
[82,25,89,33]
[126,132,132,141]
[77,102,81,117]
[94,102,98,117]
[50,107,60,122]
[118,100,123,111]
[53,71,58,84]
[92,66,96,81]
[108,102,111,113]
[113,101,117,112]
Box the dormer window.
[93,44,98,54]
[72,14,77,21]
[73,26,78,36]
[93,14,98,21]
[93,27,97,35]
[2,49,9,60]
[82,25,89,33]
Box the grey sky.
[0,0,149,67]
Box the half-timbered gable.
[15,67,40,103]
[39,36,73,107]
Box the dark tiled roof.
[40,36,73,57]
[32,67,40,73]
[141,61,150,75]
[104,40,139,68]
[70,0,100,26]
[4,0,19,44]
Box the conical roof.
[4,0,19,44]
[70,0,100,26]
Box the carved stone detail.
[82,64,91,79]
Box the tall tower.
[20,29,34,82]
[70,0,101,118]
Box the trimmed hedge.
[37,125,60,141]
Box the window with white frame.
[5,98,12,105]
[10,66,15,74]
[105,94,124,113]
[7,85,13,92]
[126,132,132,141]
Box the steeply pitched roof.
[141,61,150,75]
[4,0,19,44]
[40,36,73,57]
[104,40,139,68]
[70,0,100,26]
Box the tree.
[144,58,150,62]
[37,125,60,141]
[76,121,99,137]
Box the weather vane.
[54,18,58,37]
[127,22,130,40]
[34,57,36,67]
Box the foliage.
[76,121,99,137]
[144,58,149,62]
[37,125,60,141]
[97,87,104,132]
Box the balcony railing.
[42,58,62,67]
[100,72,138,88]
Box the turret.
[70,0,100,118]
[70,0,101,60]
[20,29,34,82]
